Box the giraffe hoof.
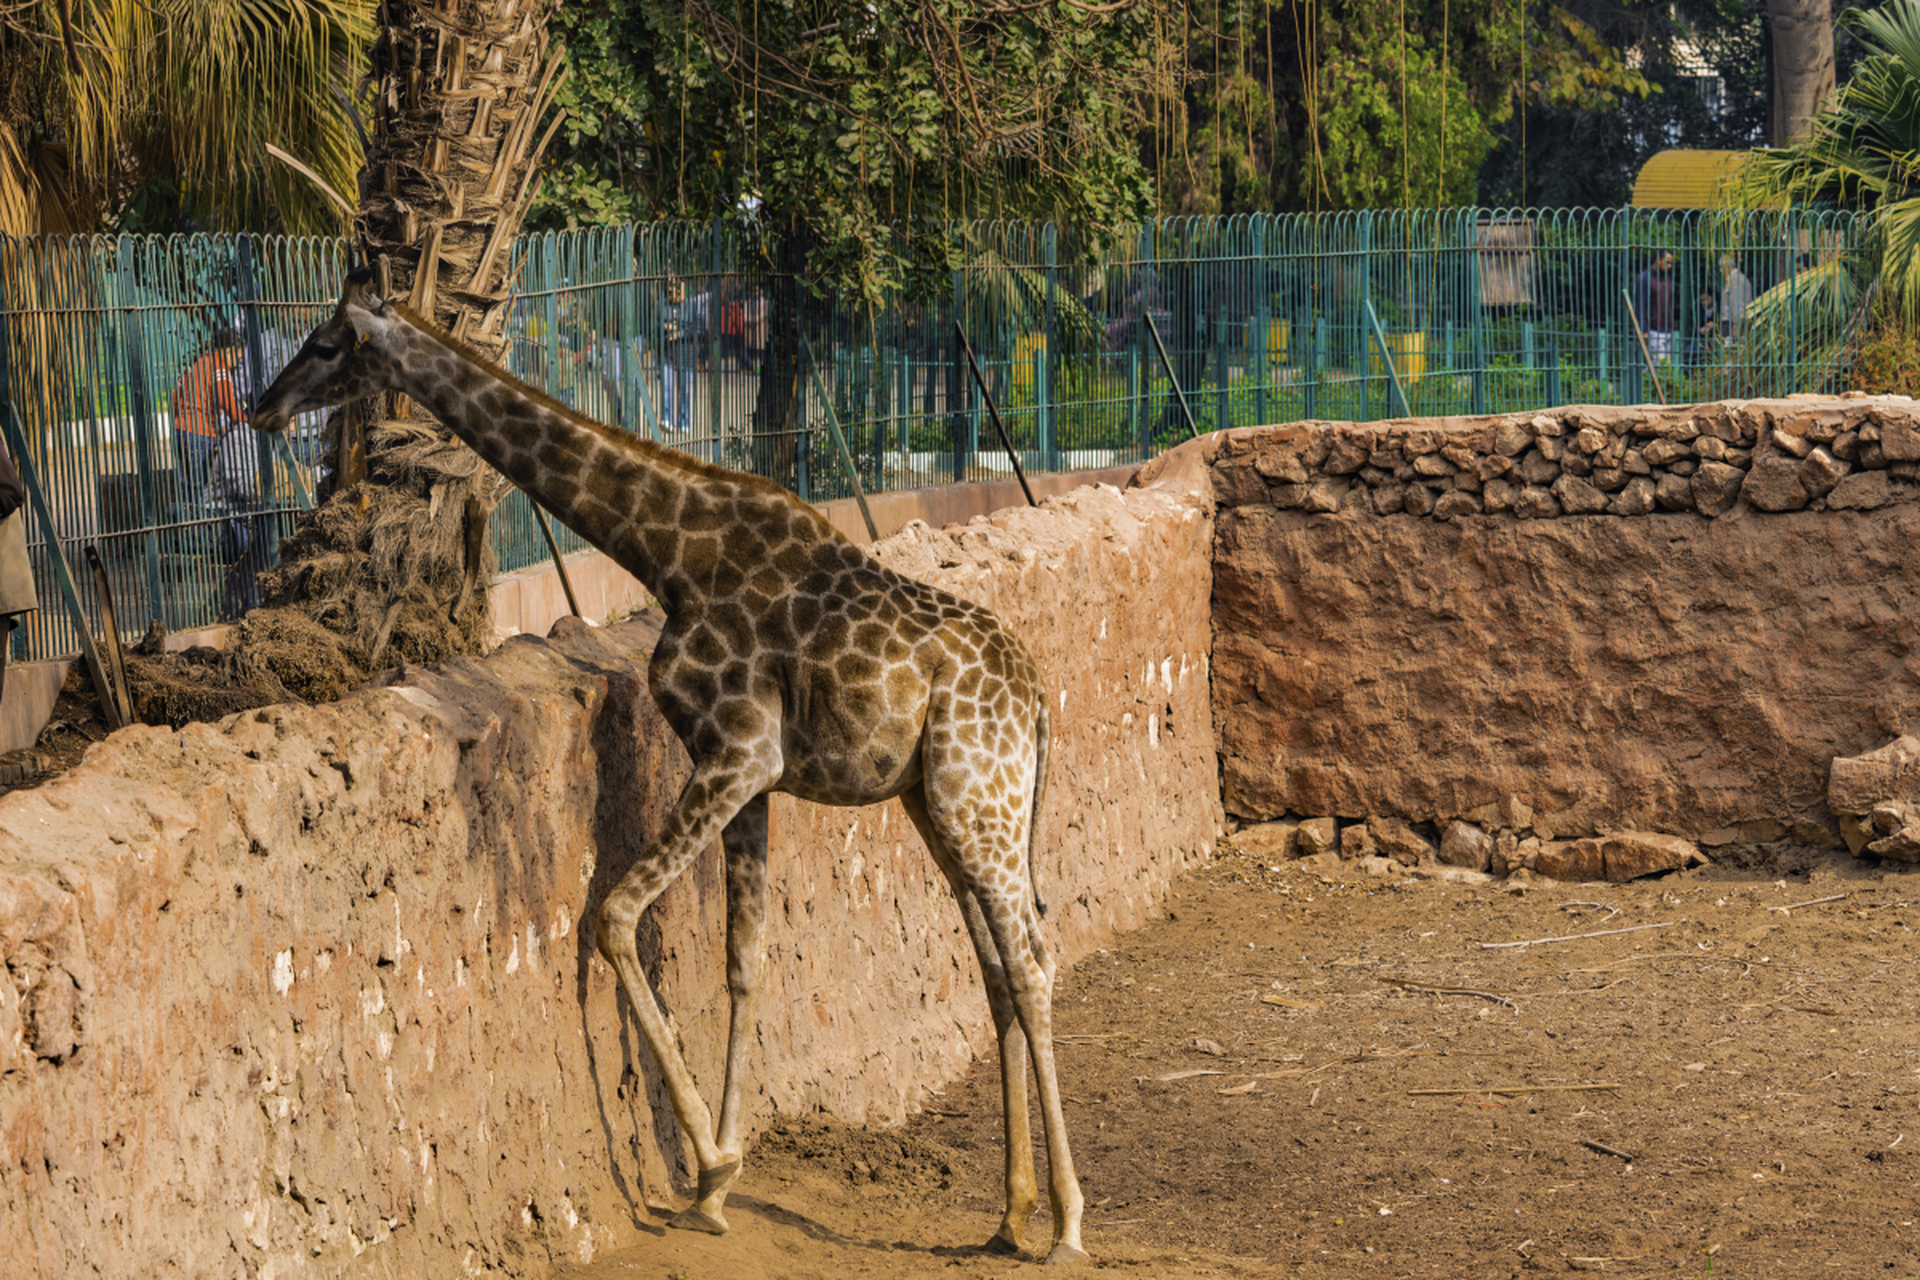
[982,1229,1023,1256]
[670,1205,730,1236]
[696,1154,743,1201]
[1044,1242,1091,1265]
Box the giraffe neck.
[384,305,832,615]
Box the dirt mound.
[100,445,497,744]
[233,606,369,704]
[125,643,292,728]
[254,466,494,680]
[753,1115,962,1198]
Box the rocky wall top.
[0,482,1220,1279]
[1207,394,1920,521]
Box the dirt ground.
[559,839,1920,1280]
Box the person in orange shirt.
[170,328,247,498]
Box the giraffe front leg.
[679,793,771,1232]
[597,759,774,1235]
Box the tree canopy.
[536,0,1158,296]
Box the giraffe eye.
[312,343,340,361]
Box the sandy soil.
[558,840,1920,1279]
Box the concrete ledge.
[489,466,1140,640]
[2,469,1141,755]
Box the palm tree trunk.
[256,0,565,691]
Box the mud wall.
[1201,395,1920,843]
[0,482,1221,1278]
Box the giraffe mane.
[389,302,839,531]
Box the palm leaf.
[1,0,373,235]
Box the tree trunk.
[1768,0,1836,145]
[252,0,564,695]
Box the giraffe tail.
[1028,696,1051,918]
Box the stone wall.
[1203,395,1920,850]
[0,482,1221,1278]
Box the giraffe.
[251,270,1088,1264]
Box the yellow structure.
[1369,329,1427,387]
[1631,150,1756,209]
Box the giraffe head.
[251,268,404,434]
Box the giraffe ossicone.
[252,270,1089,1264]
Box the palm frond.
[1731,254,1867,394]
[4,0,373,234]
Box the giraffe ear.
[341,273,386,317]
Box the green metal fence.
[0,207,1867,663]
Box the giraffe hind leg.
[975,883,1086,1264]
[901,785,1044,1257]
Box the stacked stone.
[1233,812,1710,884]
[1218,397,1920,520]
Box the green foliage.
[1482,0,1764,207]
[1312,0,1497,209]
[535,0,1156,300]
[1146,0,1654,215]
[1528,6,1657,110]
[1848,303,1920,394]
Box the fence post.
[1042,222,1057,470]
[0,251,28,663]
[706,217,721,459]
[1788,207,1801,394]
[1619,212,1640,405]
[236,237,284,517]
[107,237,168,629]
[1253,216,1269,428]
[1128,347,1143,456]
[1033,343,1049,469]
[114,237,170,630]
[898,349,910,454]
[1523,319,1536,398]
[1213,314,1229,431]
[0,315,120,723]
[1308,314,1323,419]
[949,264,968,483]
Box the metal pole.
[84,545,133,726]
[1142,310,1199,441]
[1364,299,1412,418]
[953,323,1038,508]
[236,238,278,514]
[800,336,880,540]
[0,402,124,731]
[271,434,314,510]
[528,498,581,618]
[1620,289,1669,406]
